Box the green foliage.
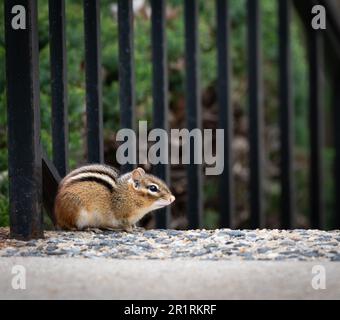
[204,209,219,230]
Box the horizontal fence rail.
[3,0,340,239]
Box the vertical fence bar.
[216,0,233,227]
[184,0,203,229]
[278,0,294,228]
[247,0,264,228]
[151,0,170,228]
[308,30,324,228]
[4,0,43,239]
[84,0,103,163]
[332,71,340,228]
[118,0,135,173]
[49,0,69,176]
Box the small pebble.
[331,254,340,261]
[226,230,245,237]
[257,247,270,254]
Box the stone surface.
[0,228,339,261]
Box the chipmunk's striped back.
[60,164,119,192]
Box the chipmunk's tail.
[42,154,60,227]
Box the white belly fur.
[76,210,120,229]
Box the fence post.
[216,0,234,228]
[118,0,136,173]
[278,0,295,228]
[151,0,170,228]
[4,0,43,239]
[84,0,103,164]
[184,0,203,229]
[49,0,69,176]
[247,0,265,228]
[332,70,340,228]
[308,29,325,229]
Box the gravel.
[0,227,339,261]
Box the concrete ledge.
[0,257,339,299]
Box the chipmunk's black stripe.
[69,176,114,192]
[79,169,118,181]
[67,166,119,181]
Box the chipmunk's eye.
[148,185,159,193]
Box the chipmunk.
[54,164,175,231]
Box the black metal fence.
[4,0,340,240]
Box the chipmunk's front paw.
[133,225,145,231]
[84,227,103,234]
[123,225,133,232]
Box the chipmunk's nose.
[169,195,175,203]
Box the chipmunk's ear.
[131,167,145,181]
